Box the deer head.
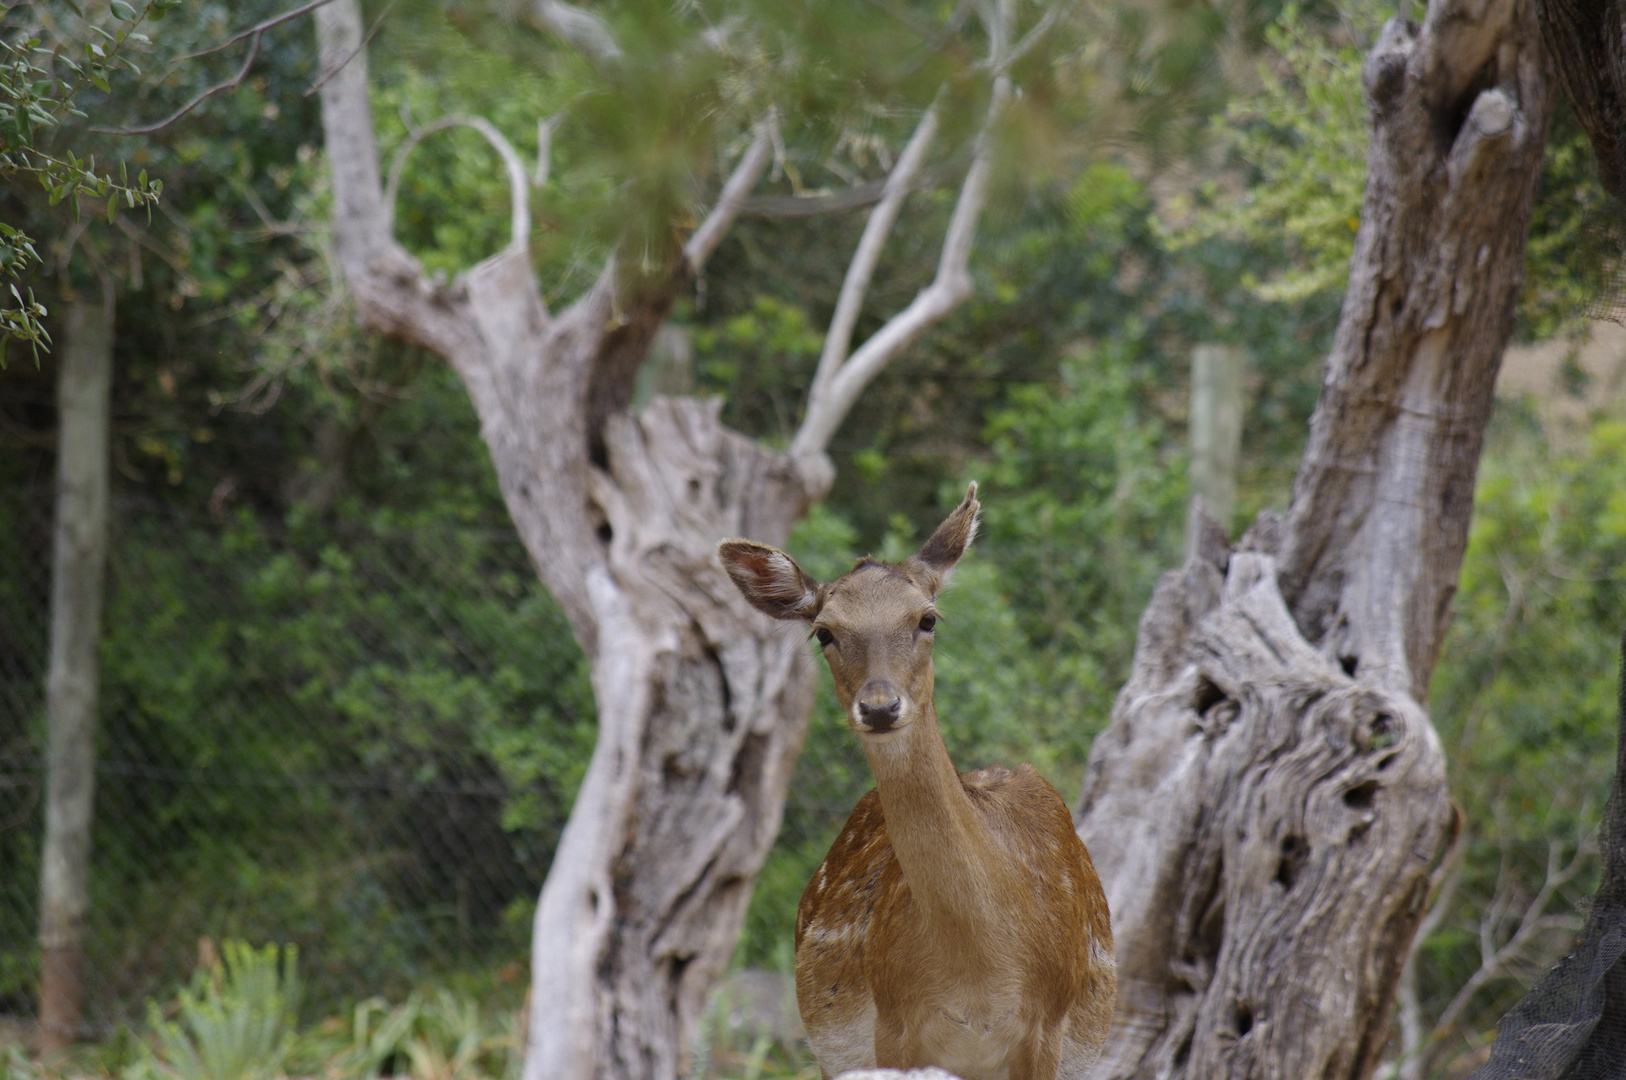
[719,482,981,735]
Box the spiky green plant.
[143,941,300,1080]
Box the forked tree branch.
[1429,831,1594,1045]
[789,74,1010,460]
[93,31,262,135]
[183,0,337,60]
[384,115,535,251]
[93,0,362,135]
[803,103,940,420]
[314,0,494,370]
[995,2,1060,75]
[683,114,777,274]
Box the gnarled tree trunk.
[313,2,1012,1077]
[1074,0,1552,1076]
[533,400,824,1080]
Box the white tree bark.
[312,3,1009,1076]
[1074,0,1552,1077]
[37,291,114,1053]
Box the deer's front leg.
[872,1008,922,1071]
[1009,1024,1064,1080]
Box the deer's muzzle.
[855,687,904,733]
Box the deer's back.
[794,765,1115,1080]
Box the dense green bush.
[85,503,589,1015]
[1416,412,1626,1057]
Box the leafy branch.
[0,0,173,361]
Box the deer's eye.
[815,627,835,647]
[918,614,937,633]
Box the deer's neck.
[861,702,1001,937]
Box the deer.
[718,483,1115,1080]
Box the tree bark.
[37,291,114,1054]
[1073,1,1551,1077]
[312,3,1006,1076]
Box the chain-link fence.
[0,482,883,1045]
[5,406,1620,1077]
[0,486,573,1033]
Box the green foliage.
[296,990,520,1080]
[1161,2,1374,303]
[980,344,1187,665]
[1416,410,1626,1056]
[117,951,524,1080]
[1167,0,1618,338]
[0,1047,44,1080]
[0,342,594,1017]
[0,0,167,360]
[78,499,592,1014]
[1521,118,1623,337]
[143,941,301,1080]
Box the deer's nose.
[858,696,902,732]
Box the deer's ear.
[718,540,824,621]
[909,481,981,595]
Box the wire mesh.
[0,481,882,1044]
[3,419,1622,1076]
[0,485,586,1033]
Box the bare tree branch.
[802,103,940,424]
[734,158,960,217]
[112,217,188,276]
[92,0,367,135]
[535,114,563,188]
[384,115,534,252]
[522,0,621,62]
[93,31,261,135]
[180,0,337,60]
[897,0,976,78]
[994,2,1061,75]
[682,114,777,274]
[314,0,494,372]
[1432,833,1595,1041]
[740,179,889,218]
[789,75,1010,461]
[1385,826,1466,1080]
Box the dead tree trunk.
[37,291,114,1054]
[312,3,1012,1077]
[1074,0,1551,1077]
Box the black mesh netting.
[1470,633,1626,1080]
